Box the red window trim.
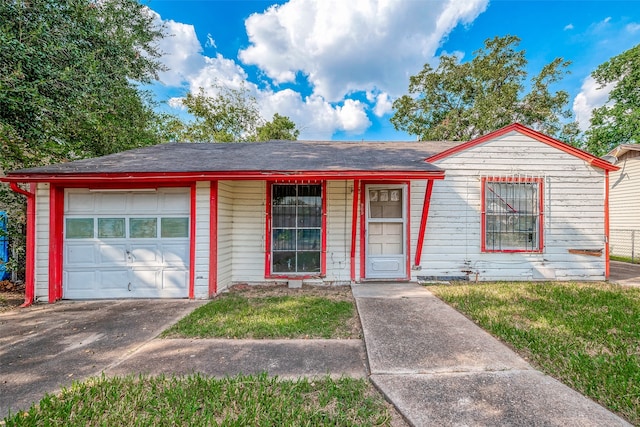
[264,181,327,279]
[481,176,544,253]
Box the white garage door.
[63,188,190,299]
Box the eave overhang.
[1,169,446,184]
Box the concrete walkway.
[352,282,631,426]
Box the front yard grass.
[162,285,359,339]
[3,374,394,426]
[427,281,640,425]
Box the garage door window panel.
[161,217,189,238]
[98,218,125,238]
[130,218,157,238]
[66,218,94,239]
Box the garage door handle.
[128,282,132,291]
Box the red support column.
[605,170,611,279]
[414,180,434,267]
[10,182,35,307]
[350,180,359,282]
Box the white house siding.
[35,182,50,301]
[193,182,210,299]
[216,180,234,291]
[420,131,607,281]
[231,181,266,282]
[609,153,640,258]
[225,180,356,286]
[325,180,354,284]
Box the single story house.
[604,144,640,259]
[2,123,618,304]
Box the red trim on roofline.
[426,123,619,171]
[1,170,446,184]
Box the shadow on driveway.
[609,260,640,286]
[0,299,203,418]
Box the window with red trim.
[482,178,543,252]
[271,184,322,273]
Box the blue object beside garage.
[0,212,8,281]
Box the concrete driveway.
[0,298,367,420]
[609,260,640,286]
[0,299,204,418]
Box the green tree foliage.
[178,86,262,142]
[391,35,579,143]
[0,0,166,280]
[257,113,300,141]
[0,0,166,172]
[177,85,299,142]
[585,44,640,156]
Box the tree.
[0,0,166,173]
[178,86,262,142]
[0,0,166,280]
[257,113,300,141]
[391,35,578,143]
[176,85,299,142]
[585,44,640,156]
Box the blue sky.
[145,0,640,140]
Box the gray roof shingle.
[8,141,462,176]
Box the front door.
[365,184,407,279]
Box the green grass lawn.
[427,281,640,425]
[3,374,393,426]
[611,254,640,264]
[162,291,357,339]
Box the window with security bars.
[271,184,322,273]
[482,178,543,252]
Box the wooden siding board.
[610,157,640,232]
[417,134,606,281]
[35,183,50,301]
[326,180,352,282]
[231,181,265,282]
[216,181,234,291]
[193,181,211,298]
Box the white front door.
[365,184,407,279]
[63,189,190,299]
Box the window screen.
[272,184,322,273]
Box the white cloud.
[370,92,393,117]
[205,33,217,49]
[150,1,488,139]
[564,23,574,31]
[239,0,488,101]
[152,13,205,87]
[573,76,615,131]
[626,22,640,33]
[258,90,370,139]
